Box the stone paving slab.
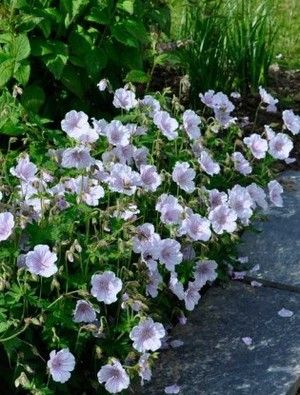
[240,171,300,287]
[142,282,300,395]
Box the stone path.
[141,171,300,395]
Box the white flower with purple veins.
[97,360,130,394]
[169,273,185,301]
[112,144,134,165]
[105,120,131,147]
[133,147,149,169]
[25,245,58,277]
[138,353,152,385]
[61,110,98,142]
[268,133,293,160]
[113,88,137,111]
[0,212,14,242]
[246,183,268,211]
[157,195,183,225]
[47,349,75,384]
[172,162,196,193]
[199,90,215,107]
[259,86,278,112]
[179,213,211,242]
[211,92,236,127]
[130,318,165,352]
[65,176,104,206]
[184,281,201,311]
[140,95,161,117]
[208,189,228,210]
[198,151,220,176]
[140,165,162,192]
[159,239,183,271]
[132,223,160,253]
[153,110,178,140]
[92,118,108,136]
[108,163,141,195]
[209,204,237,234]
[231,152,252,175]
[182,109,201,140]
[10,154,37,182]
[243,134,268,159]
[165,384,181,394]
[73,300,97,323]
[194,260,218,287]
[228,185,253,221]
[268,180,283,207]
[91,271,122,304]
[61,147,94,169]
[146,268,163,298]
[282,110,300,135]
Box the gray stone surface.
[142,282,300,395]
[240,171,300,287]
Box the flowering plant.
[0,83,297,394]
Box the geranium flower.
[243,134,268,159]
[140,95,160,117]
[208,204,237,234]
[146,268,163,298]
[179,213,211,241]
[268,133,293,160]
[97,78,109,91]
[0,212,15,242]
[73,300,97,323]
[91,271,122,304]
[268,180,283,207]
[10,154,37,183]
[132,223,160,254]
[184,281,201,311]
[130,318,165,352]
[194,260,218,287]
[25,245,58,277]
[246,183,268,210]
[259,86,278,112]
[61,110,90,140]
[97,360,130,394]
[61,147,94,169]
[228,185,253,221]
[105,120,131,146]
[108,163,141,196]
[65,176,104,206]
[138,353,152,385]
[156,194,183,225]
[140,165,162,192]
[207,188,228,210]
[182,109,201,140]
[47,349,75,383]
[231,152,252,175]
[113,88,137,111]
[198,151,220,176]
[172,162,195,193]
[282,109,300,135]
[153,110,178,140]
[133,147,149,169]
[158,239,183,271]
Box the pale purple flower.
[181,244,196,261]
[10,154,37,182]
[211,92,235,114]
[97,78,109,91]
[198,151,220,176]
[156,194,183,225]
[138,353,152,385]
[268,133,293,160]
[259,86,278,112]
[169,273,185,301]
[47,349,75,384]
[25,245,58,277]
[91,271,122,304]
[140,165,162,192]
[113,204,140,221]
[113,88,137,111]
[194,260,218,287]
[146,268,163,298]
[282,109,300,135]
[228,185,253,221]
[108,163,141,195]
[243,134,268,159]
[268,180,283,207]
[112,144,134,164]
[230,92,241,99]
[242,337,253,346]
[201,91,235,127]
[0,212,15,242]
[165,384,181,394]
[184,281,201,311]
[130,318,165,352]
[172,162,195,193]
[133,147,149,169]
[179,213,211,242]
[159,239,183,271]
[246,183,268,210]
[92,118,108,136]
[97,361,130,394]
[231,152,252,175]
[132,223,160,254]
[61,147,94,169]
[153,110,178,140]
[199,90,215,107]
[208,189,228,210]
[278,308,294,318]
[73,300,97,323]
[65,176,104,206]
[140,95,161,117]
[182,110,201,140]
[61,110,90,139]
[265,125,276,140]
[208,204,237,234]
[105,120,131,147]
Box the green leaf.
[117,0,134,15]
[125,69,149,83]
[85,6,111,25]
[61,0,90,28]
[111,20,147,48]
[0,321,13,334]
[10,34,31,61]
[85,47,107,79]
[14,61,30,85]
[15,14,44,32]
[44,53,68,79]
[21,85,45,113]
[0,58,14,87]
[61,64,84,98]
